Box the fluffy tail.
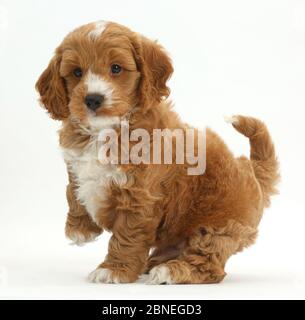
[225,115,280,207]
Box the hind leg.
[147,221,257,284]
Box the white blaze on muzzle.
[85,70,113,107]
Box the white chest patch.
[62,120,126,224]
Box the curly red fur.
[36,21,279,284]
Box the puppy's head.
[36,21,173,125]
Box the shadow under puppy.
[36,21,279,284]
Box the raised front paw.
[65,215,102,246]
[66,227,100,246]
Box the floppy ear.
[136,36,173,111]
[35,54,69,120]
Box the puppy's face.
[36,21,173,125]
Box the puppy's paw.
[146,265,173,285]
[66,229,100,246]
[224,115,239,125]
[88,264,139,284]
[88,268,120,284]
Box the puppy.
[36,21,279,284]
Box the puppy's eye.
[73,67,82,78]
[111,64,122,75]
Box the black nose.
[85,94,104,111]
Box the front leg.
[89,209,157,283]
[65,179,103,246]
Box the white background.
[0,0,305,299]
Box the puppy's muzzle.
[85,94,104,111]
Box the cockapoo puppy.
[36,21,279,284]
